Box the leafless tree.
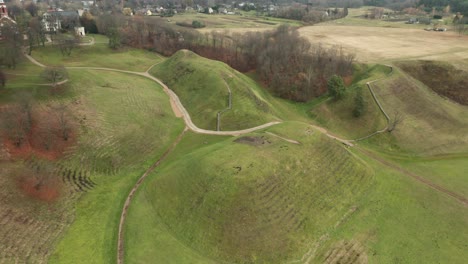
[388,111,404,132]
[51,103,71,141]
[41,66,68,87]
[57,34,79,56]
[0,70,6,88]
[454,19,467,36]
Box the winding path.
[23,53,282,264]
[22,51,468,264]
[25,61,282,136]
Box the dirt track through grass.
[357,148,468,207]
[117,128,187,264]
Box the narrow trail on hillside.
[23,52,282,136]
[22,52,468,264]
[117,128,187,264]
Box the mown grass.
[312,147,468,264]
[150,50,279,130]
[125,122,374,263]
[39,70,185,263]
[1,59,45,90]
[310,64,390,139]
[31,43,163,72]
[397,157,468,197]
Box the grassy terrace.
[31,36,162,72]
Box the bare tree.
[0,70,6,88]
[56,34,78,56]
[51,103,71,141]
[0,23,23,69]
[41,66,68,87]
[388,111,404,132]
[1,105,28,147]
[454,19,467,36]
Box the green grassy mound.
[47,70,184,264]
[149,50,278,130]
[125,122,374,263]
[0,66,184,263]
[368,67,468,155]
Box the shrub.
[328,75,346,100]
[192,20,205,28]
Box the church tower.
[0,0,7,18]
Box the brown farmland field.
[299,25,468,62]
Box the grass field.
[150,50,279,130]
[31,43,163,72]
[311,148,468,264]
[299,24,468,63]
[167,12,301,31]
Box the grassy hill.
[396,60,468,105]
[125,122,374,263]
[0,66,184,263]
[149,50,279,130]
[366,66,468,155]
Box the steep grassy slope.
[311,149,468,264]
[150,50,278,130]
[310,64,390,139]
[367,67,468,155]
[125,122,374,263]
[47,70,185,264]
[397,60,468,105]
[0,68,184,263]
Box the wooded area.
[97,16,354,101]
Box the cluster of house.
[133,2,278,16]
[0,0,86,40]
[42,8,86,36]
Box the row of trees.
[95,15,355,101]
[0,93,72,150]
[272,6,348,23]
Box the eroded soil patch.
[234,136,271,146]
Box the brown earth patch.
[1,105,77,161]
[17,175,61,203]
[234,136,270,146]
